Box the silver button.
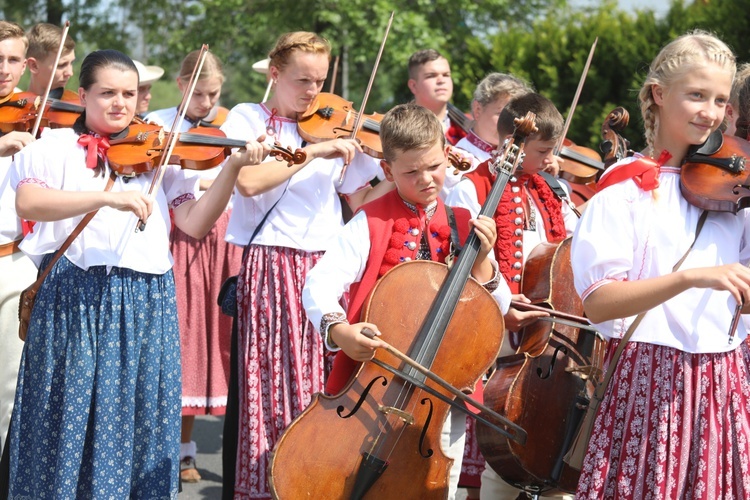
[410,228,419,236]
[514,217,523,226]
[512,196,522,203]
[514,240,523,248]
[515,207,523,215]
[510,176,517,182]
[514,251,522,259]
[511,186,520,193]
[513,262,522,270]
[514,229,523,236]
[404,257,411,262]
[407,241,417,250]
[513,275,521,282]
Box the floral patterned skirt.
[233,245,327,500]
[577,339,750,499]
[8,256,181,499]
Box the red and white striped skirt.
[577,339,750,499]
[233,244,327,500]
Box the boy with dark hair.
[448,92,578,499]
[407,49,466,145]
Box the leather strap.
[0,239,21,258]
[25,172,117,293]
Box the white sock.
[180,440,197,460]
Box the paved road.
[179,415,470,499]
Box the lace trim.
[320,312,348,350]
[170,192,196,209]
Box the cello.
[268,114,538,499]
[476,238,606,495]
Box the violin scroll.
[271,142,307,167]
[448,147,472,174]
[600,106,632,169]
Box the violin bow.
[554,37,598,156]
[338,10,394,183]
[136,44,210,232]
[328,54,340,94]
[30,20,71,137]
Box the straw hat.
[133,60,165,86]
[252,58,270,75]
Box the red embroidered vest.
[465,160,566,293]
[325,189,472,395]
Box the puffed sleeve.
[571,181,637,302]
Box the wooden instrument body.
[269,260,504,499]
[477,239,605,495]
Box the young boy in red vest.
[302,102,512,499]
[447,92,578,499]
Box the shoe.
[180,456,202,483]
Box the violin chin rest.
[690,129,723,157]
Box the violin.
[557,139,604,185]
[106,123,306,177]
[680,129,750,213]
[0,89,84,133]
[297,92,384,158]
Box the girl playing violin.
[219,31,384,499]
[6,49,269,498]
[145,49,237,484]
[572,31,750,498]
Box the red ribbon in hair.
[77,134,111,169]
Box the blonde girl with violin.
[219,31,385,499]
[6,49,269,498]
[145,50,238,484]
[572,31,750,498]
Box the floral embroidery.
[170,192,196,209]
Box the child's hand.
[329,322,383,361]
[544,154,563,177]
[504,294,549,332]
[471,215,497,260]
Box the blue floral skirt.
[7,256,181,499]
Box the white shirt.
[221,103,380,250]
[441,134,488,201]
[303,209,512,350]
[11,128,199,273]
[571,156,750,353]
[0,155,22,244]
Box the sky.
[576,0,672,16]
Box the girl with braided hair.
[572,31,750,498]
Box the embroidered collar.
[402,198,438,219]
[466,130,495,153]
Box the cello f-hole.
[418,397,435,458]
[536,344,568,380]
[337,375,388,419]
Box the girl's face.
[472,95,511,145]
[269,51,328,117]
[652,62,732,158]
[178,75,223,122]
[80,66,138,136]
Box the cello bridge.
[378,405,414,425]
[565,364,602,381]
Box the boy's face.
[30,49,75,90]
[510,134,556,176]
[408,57,453,110]
[0,37,27,98]
[381,141,447,207]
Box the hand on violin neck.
[0,130,34,157]
[226,134,272,172]
[329,322,383,362]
